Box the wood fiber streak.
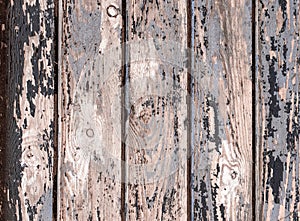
[7,0,56,220]
[126,0,188,220]
[257,0,300,220]
[59,0,122,220]
[192,0,253,220]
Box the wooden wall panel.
[257,0,300,220]
[58,0,123,220]
[125,0,188,220]
[4,0,300,220]
[192,0,253,220]
[6,0,56,220]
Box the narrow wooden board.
[125,1,188,220]
[256,0,300,220]
[192,0,253,220]
[6,0,56,220]
[0,0,8,217]
[58,0,123,220]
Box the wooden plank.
[256,0,300,220]
[192,0,253,220]
[125,1,188,220]
[6,0,56,220]
[58,0,123,219]
[0,0,8,217]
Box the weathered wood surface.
[3,0,300,220]
[0,0,8,217]
[256,0,300,220]
[192,0,253,220]
[58,0,122,219]
[125,0,188,220]
[5,0,56,220]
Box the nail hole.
[86,128,94,137]
[231,171,237,179]
[107,5,119,17]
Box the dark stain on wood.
[0,0,8,218]
[5,0,56,219]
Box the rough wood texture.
[0,0,8,217]
[125,1,188,220]
[5,0,300,220]
[7,0,56,220]
[192,0,253,220]
[58,0,122,219]
[257,0,300,220]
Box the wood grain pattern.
[6,0,56,220]
[58,0,123,219]
[256,0,300,220]
[125,1,188,220]
[192,0,253,220]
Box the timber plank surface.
[125,0,188,220]
[192,0,253,220]
[257,0,300,220]
[0,0,8,218]
[3,0,300,220]
[58,0,122,220]
[6,0,56,220]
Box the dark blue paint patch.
[146,187,158,209]
[199,179,209,220]
[220,203,225,220]
[161,188,177,220]
[211,163,220,220]
[26,80,37,117]
[268,155,284,204]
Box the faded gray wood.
[58,0,123,219]
[6,0,56,220]
[192,0,253,220]
[256,0,300,220]
[125,0,188,220]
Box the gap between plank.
[56,0,63,218]
[52,0,60,218]
[121,0,128,220]
[252,0,256,220]
[187,0,194,220]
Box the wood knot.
[86,128,94,137]
[107,5,119,17]
[139,108,152,124]
[128,96,166,150]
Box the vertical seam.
[252,0,257,220]
[53,0,59,219]
[187,0,194,220]
[56,0,63,218]
[121,0,128,220]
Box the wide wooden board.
[125,0,188,220]
[192,0,253,220]
[256,0,300,219]
[58,0,123,220]
[6,0,56,220]
[125,1,187,220]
